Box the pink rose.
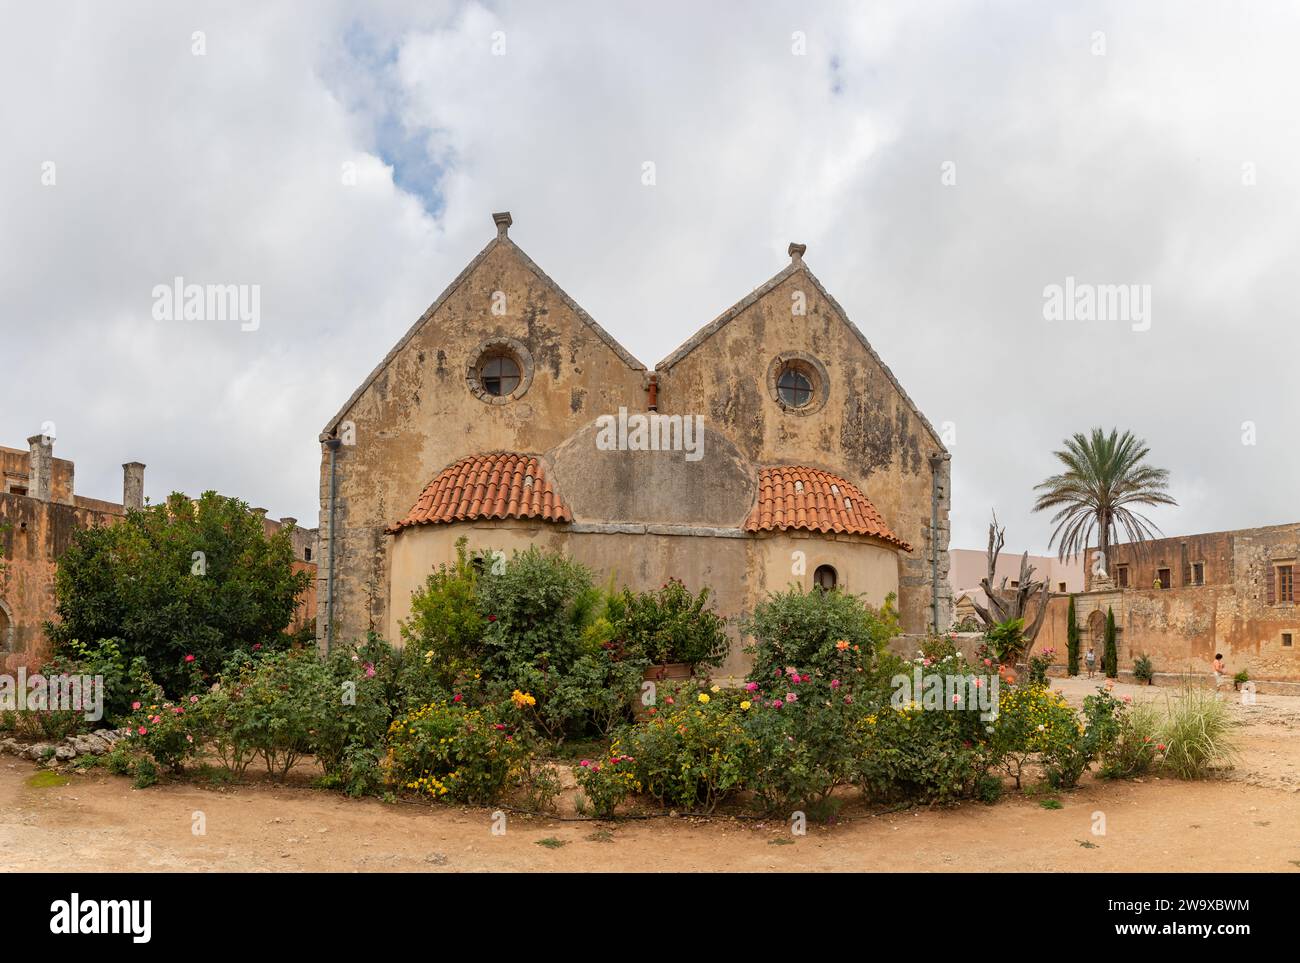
[131,701,141,710]
[745,682,759,692]
[184,654,195,663]
[830,679,841,689]
[137,726,148,735]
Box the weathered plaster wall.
[0,492,122,669]
[319,236,647,646]
[1033,580,1300,681]
[386,520,901,679]
[654,261,948,633]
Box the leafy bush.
[575,745,641,818]
[204,649,344,780]
[854,652,996,804]
[739,670,862,813]
[613,579,728,668]
[1096,696,1161,779]
[123,694,203,772]
[618,681,751,812]
[48,492,309,695]
[398,540,485,699]
[384,697,534,804]
[1159,685,1238,779]
[983,618,1026,666]
[745,587,897,686]
[1027,646,1056,686]
[989,683,1083,789]
[1133,653,1155,685]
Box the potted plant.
[1133,653,1155,685]
[984,617,1027,671]
[1233,669,1250,691]
[617,579,729,686]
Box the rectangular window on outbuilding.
[1277,564,1295,604]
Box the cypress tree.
[1066,596,1080,676]
[1104,605,1118,678]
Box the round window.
[777,367,813,408]
[767,353,828,415]
[467,337,534,405]
[480,354,521,396]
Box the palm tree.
[1033,428,1177,576]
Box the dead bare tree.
[971,513,1051,646]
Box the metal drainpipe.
[324,437,341,653]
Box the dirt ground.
[2,677,1297,872]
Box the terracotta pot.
[643,662,692,683]
[634,663,693,720]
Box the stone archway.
[1087,609,1107,648]
[0,599,12,653]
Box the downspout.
[929,452,950,634]
[324,436,341,654]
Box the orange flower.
[835,640,850,651]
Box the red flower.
[487,615,497,623]
[184,654,195,663]
[452,694,462,703]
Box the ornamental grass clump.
[1158,684,1238,779]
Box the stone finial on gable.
[788,242,806,263]
[493,211,513,238]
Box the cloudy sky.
[2,0,1296,553]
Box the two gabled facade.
[318,213,951,677]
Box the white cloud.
[1,0,1297,555]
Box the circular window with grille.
[467,337,534,405]
[767,353,829,415]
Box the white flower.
[1036,723,1046,732]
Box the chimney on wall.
[788,242,807,264]
[122,462,146,511]
[493,211,512,238]
[27,434,53,502]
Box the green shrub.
[1159,685,1238,779]
[614,579,728,668]
[744,587,897,686]
[740,673,862,813]
[398,540,485,699]
[575,748,641,818]
[989,683,1083,789]
[618,681,750,812]
[1133,653,1155,684]
[206,649,339,779]
[854,652,996,804]
[1026,646,1056,686]
[1097,698,1160,779]
[122,693,204,772]
[384,697,534,804]
[47,491,309,695]
[983,618,1026,666]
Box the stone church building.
[318,213,951,677]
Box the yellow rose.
[698,693,710,704]
[740,701,752,710]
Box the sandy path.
[2,677,1297,873]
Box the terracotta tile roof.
[745,466,911,550]
[388,452,571,533]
